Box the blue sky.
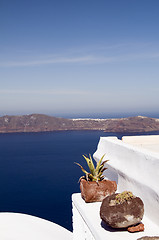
[1,0,159,118]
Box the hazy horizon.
[1,0,159,116]
[0,111,159,120]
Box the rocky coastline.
[0,114,159,133]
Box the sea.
[0,130,159,231]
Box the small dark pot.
[80,179,117,203]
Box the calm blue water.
[0,130,159,231]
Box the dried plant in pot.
[75,154,117,203]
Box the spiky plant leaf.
[75,154,109,182]
[100,167,107,173]
[74,162,89,176]
[98,160,109,172]
[101,160,109,165]
[88,173,96,181]
[95,154,105,174]
[82,155,95,175]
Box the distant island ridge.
[0,114,159,133]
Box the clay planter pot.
[80,179,117,203]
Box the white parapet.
[122,135,159,153]
[72,193,159,240]
[93,136,159,227]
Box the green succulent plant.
[115,191,134,204]
[75,154,108,182]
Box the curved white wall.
[0,212,72,240]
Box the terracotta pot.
[80,179,117,203]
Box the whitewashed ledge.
[72,135,159,240]
[72,193,159,240]
[0,212,72,240]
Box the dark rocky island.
[0,114,159,133]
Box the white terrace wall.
[93,136,159,227]
[122,135,159,154]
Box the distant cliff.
[0,114,159,133]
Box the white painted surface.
[93,136,159,226]
[72,203,95,240]
[122,135,159,153]
[72,135,159,240]
[72,193,159,240]
[0,212,72,240]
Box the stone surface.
[137,237,159,240]
[80,179,117,203]
[127,223,144,233]
[100,193,144,228]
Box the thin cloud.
[1,50,159,67]
[0,89,90,95]
[0,54,137,67]
[0,56,96,67]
